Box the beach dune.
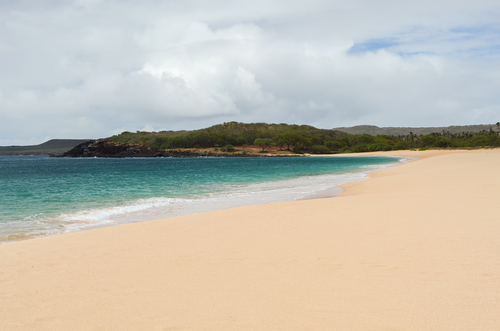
[1,150,499,330]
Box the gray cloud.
[1,0,500,144]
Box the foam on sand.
[0,156,405,242]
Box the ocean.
[0,155,405,242]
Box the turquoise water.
[0,155,403,242]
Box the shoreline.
[0,154,402,244]
[2,149,499,330]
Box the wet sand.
[1,149,499,330]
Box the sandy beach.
[1,149,499,330]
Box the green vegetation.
[254,138,274,152]
[106,122,500,154]
[222,144,236,152]
[5,123,498,157]
[333,124,498,136]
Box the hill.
[60,121,500,157]
[332,124,499,136]
[0,139,90,155]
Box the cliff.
[56,139,283,158]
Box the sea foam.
[0,156,409,242]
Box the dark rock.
[54,139,300,158]
[58,139,157,158]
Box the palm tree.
[496,122,500,132]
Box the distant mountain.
[333,124,498,136]
[0,139,90,155]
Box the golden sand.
[1,149,499,330]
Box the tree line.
[107,122,500,154]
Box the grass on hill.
[106,122,500,154]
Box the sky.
[1,0,500,145]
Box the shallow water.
[0,155,405,242]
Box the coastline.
[1,149,499,330]
[0,155,401,243]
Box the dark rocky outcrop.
[59,139,154,157]
[54,139,292,158]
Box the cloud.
[1,0,500,144]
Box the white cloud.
[1,0,500,144]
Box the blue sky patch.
[348,38,399,54]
